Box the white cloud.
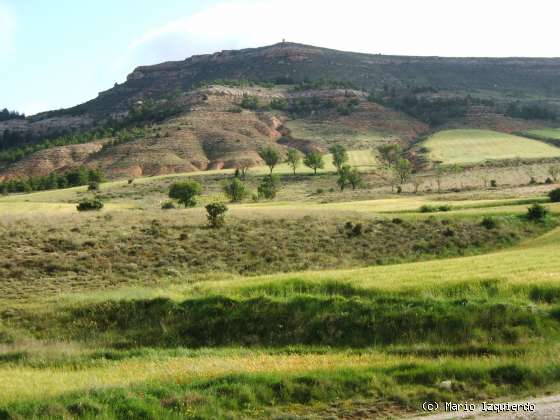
[0,1,15,55]
[115,0,560,78]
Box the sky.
[2,0,560,116]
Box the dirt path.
[408,394,560,419]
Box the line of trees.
[0,108,25,122]
[0,167,105,194]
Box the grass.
[524,128,560,140]
[423,129,560,164]
[2,168,560,417]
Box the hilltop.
[1,42,559,180]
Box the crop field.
[423,129,560,164]
[1,160,560,418]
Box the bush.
[490,180,498,188]
[545,177,554,185]
[88,181,99,191]
[438,205,452,212]
[206,203,228,228]
[527,203,548,221]
[258,175,281,199]
[161,201,176,210]
[77,199,104,212]
[169,181,202,207]
[549,188,560,203]
[420,205,437,213]
[481,216,498,230]
[223,178,248,202]
[240,94,259,110]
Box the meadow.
[422,129,560,164]
[1,143,560,418]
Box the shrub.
[527,203,548,221]
[269,98,288,110]
[258,175,281,199]
[419,205,437,213]
[169,181,202,207]
[161,201,176,210]
[77,199,103,212]
[438,205,452,212]
[545,177,554,185]
[223,178,248,202]
[206,203,228,228]
[87,181,99,191]
[240,94,259,110]
[549,188,560,203]
[490,180,498,188]
[481,216,498,230]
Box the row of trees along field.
[0,167,104,194]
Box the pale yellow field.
[424,129,560,164]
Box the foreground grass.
[423,129,560,164]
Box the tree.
[434,163,445,193]
[329,145,348,173]
[411,174,423,194]
[337,165,352,191]
[347,167,364,190]
[377,144,403,167]
[259,146,280,174]
[223,178,247,202]
[168,180,202,207]
[286,148,301,175]
[304,151,324,175]
[235,159,253,180]
[549,165,560,183]
[258,175,281,199]
[549,188,560,203]
[393,158,413,186]
[206,202,228,228]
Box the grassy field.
[524,128,560,140]
[1,164,560,418]
[423,129,560,164]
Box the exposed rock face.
[0,141,104,181]
[0,115,94,139]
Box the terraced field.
[423,129,560,164]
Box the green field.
[423,129,560,164]
[524,128,560,140]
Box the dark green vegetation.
[76,199,104,212]
[0,167,105,194]
[0,108,25,122]
[168,180,203,207]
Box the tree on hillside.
[304,151,325,175]
[206,202,228,228]
[337,165,352,191]
[258,146,280,174]
[169,180,203,207]
[347,167,364,190]
[223,178,248,202]
[377,144,403,167]
[286,148,301,175]
[235,159,253,180]
[393,158,413,187]
[329,144,348,173]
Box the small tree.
[259,146,280,174]
[435,163,446,193]
[240,94,259,110]
[223,178,247,202]
[236,159,253,180]
[286,148,301,175]
[549,166,560,183]
[411,174,423,194]
[329,145,349,173]
[304,151,324,175]
[393,158,413,186]
[337,165,352,191]
[258,175,281,199]
[347,167,364,190]
[206,202,228,228]
[377,144,402,167]
[169,180,202,207]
